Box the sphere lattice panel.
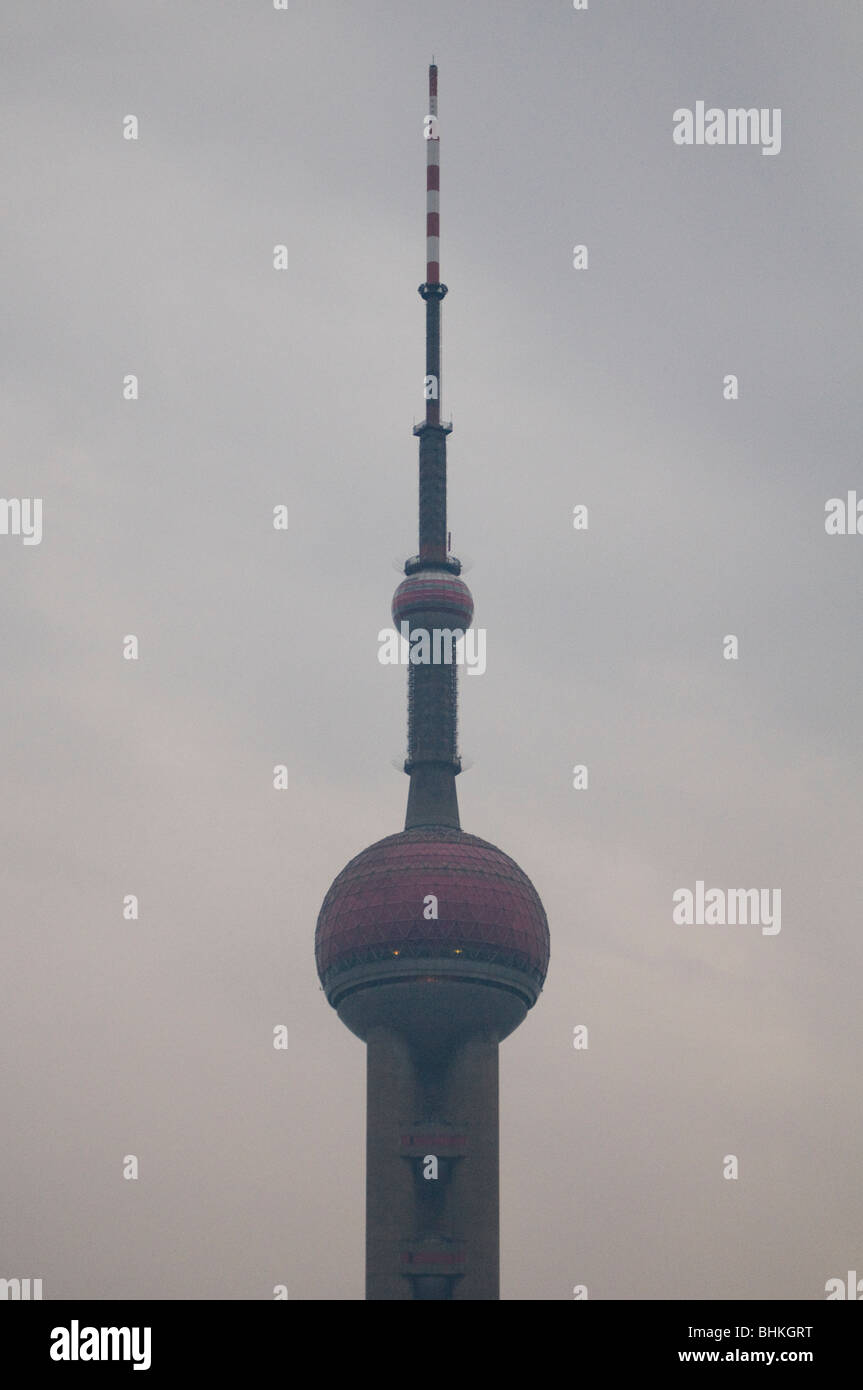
[315,827,550,1007]
[392,571,474,633]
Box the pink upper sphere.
[392,571,474,631]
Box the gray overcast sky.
[2,0,862,1300]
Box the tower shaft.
[365,1027,500,1300]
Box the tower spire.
[425,62,441,293]
[393,63,474,830]
[416,60,449,547]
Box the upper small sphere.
[392,570,474,632]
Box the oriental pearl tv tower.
[315,64,550,1301]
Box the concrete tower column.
[366,1027,418,1300]
[445,1033,500,1300]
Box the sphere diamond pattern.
[315,827,550,987]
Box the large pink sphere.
[315,827,549,1009]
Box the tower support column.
[445,1033,500,1300]
[365,1027,417,1300]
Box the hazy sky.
[3,0,862,1300]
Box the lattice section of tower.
[406,661,459,768]
[417,426,448,562]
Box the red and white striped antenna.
[426,62,440,283]
[414,62,450,560]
